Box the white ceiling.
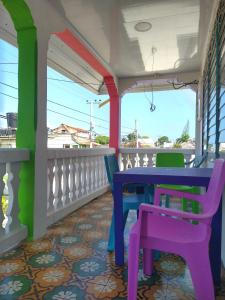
[51,0,214,78]
[0,0,215,93]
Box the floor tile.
[0,192,224,299]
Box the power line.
[0,65,115,87]
[48,109,109,130]
[0,91,17,100]
[47,99,108,123]
[0,81,109,123]
[0,62,18,65]
[0,84,134,131]
[0,91,109,131]
[0,70,18,75]
[0,81,17,90]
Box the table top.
[113,167,212,187]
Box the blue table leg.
[114,182,124,265]
[210,200,222,287]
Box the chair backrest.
[156,152,185,168]
[203,159,225,218]
[104,154,119,190]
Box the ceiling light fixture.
[134,21,152,32]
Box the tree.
[122,131,137,148]
[95,135,109,145]
[176,133,190,144]
[127,131,137,142]
[155,136,170,146]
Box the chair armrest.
[154,187,204,206]
[139,203,210,223]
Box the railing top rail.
[47,147,115,159]
[119,148,195,154]
[0,148,30,162]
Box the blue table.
[113,166,222,287]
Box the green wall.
[1,0,37,238]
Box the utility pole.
[86,99,101,148]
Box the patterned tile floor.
[0,192,224,299]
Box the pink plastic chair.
[128,159,225,300]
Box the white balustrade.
[47,148,114,226]
[119,148,195,170]
[0,149,29,253]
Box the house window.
[202,0,225,157]
[63,144,70,148]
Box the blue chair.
[104,154,153,251]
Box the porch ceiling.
[0,0,215,94]
[49,0,214,79]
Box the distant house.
[0,124,97,148]
[138,138,155,148]
[0,129,16,148]
[48,123,98,148]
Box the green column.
[2,0,37,238]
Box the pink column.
[104,77,120,154]
[55,29,120,153]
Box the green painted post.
[1,0,37,238]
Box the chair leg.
[107,214,115,252]
[186,248,215,300]
[128,231,140,300]
[143,248,153,276]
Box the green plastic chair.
[155,152,199,213]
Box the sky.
[0,39,196,142]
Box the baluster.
[75,158,80,199]
[53,159,59,209]
[147,154,154,167]
[85,157,89,195]
[139,153,145,167]
[0,163,6,234]
[64,158,70,205]
[118,153,123,171]
[47,159,55,214]
[90,157,94,192]
[101,156,106,186]
[92,157,96,191]
[69,158,74,203]
[82,157,87,195]
[95,156,99,190]
[72,158,78,201]
[80,158,84,196]
[135,153,140,167]
[98,157,102,188]
[5,162,20,233]
[77,158,82,199]
[101,156,105,187]
[123,154,129,170]
[58,158,64,208]
[143,153,148,167]
[129,154,136,168]
[98,156,102,188]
